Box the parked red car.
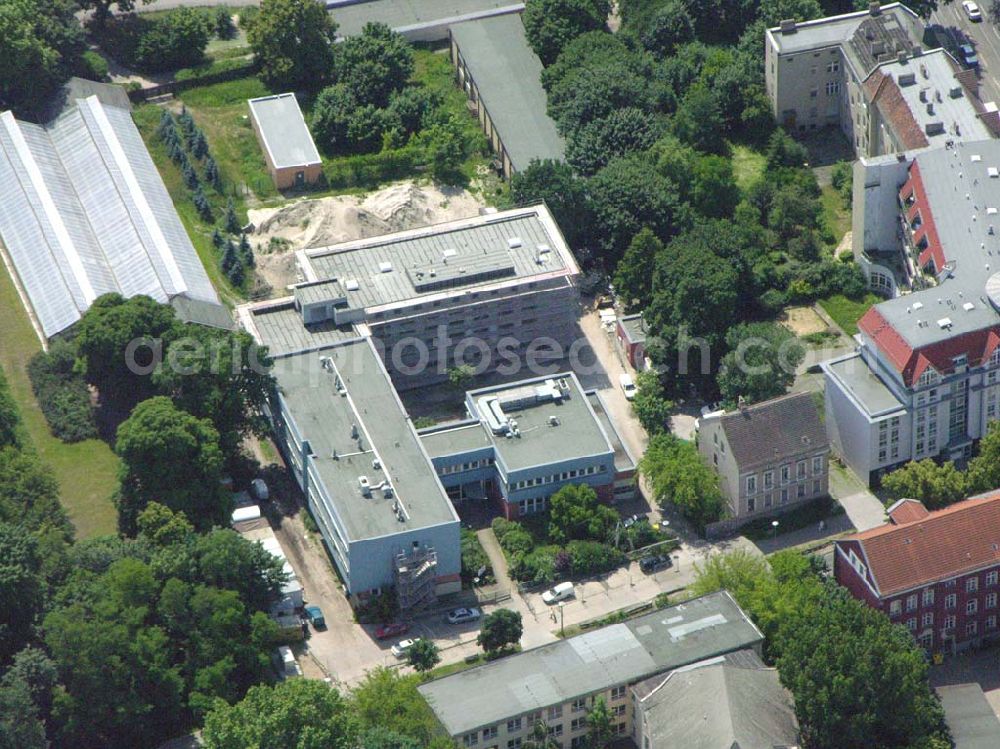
[374,622,409,640]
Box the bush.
[460,528,492,585]
[355,589,399,624]
[93,11,211,73]
[566,540,625,576]
[27,340,98,443]
[78,51,109,82]
[511,547,556,584]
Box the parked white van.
[541,581,575,604]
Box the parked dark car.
[639,555,672,574]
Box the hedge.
[27,340,98,443]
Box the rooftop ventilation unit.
[507,237,523,249]
[950,86,963,99]
[925,122,945,136]
[779,18,796,34]
[919,89,928,102]
[973,154,983,162]
[937,317,953,329]
[990,167,1000,178]
[379,261,393,273]
[912,301,924,310]
[359,475,371,497]
[898,72,916,86]
[964,302,975,311]
[443,248,457,258]
[345,279,360,291]
[920,63,929,79]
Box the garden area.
[490,485,673,586]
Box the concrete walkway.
[477,527,513,592]
[830,462,886,531]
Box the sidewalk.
[830,462,886,531]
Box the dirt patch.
[247,181,486,294]
[835,230,853,258]
[780,306,829,336]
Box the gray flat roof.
[874,139,1000,346]
[272,338,458,540]
[936,684,1000,749]
[419,421,493,458]
[825,353,906,418]
[331,0,522,38]
[248,93,322,169]
[418,591,764,737]
[586,391,636,473]
[767,3,923,71]
[467,373,614,472]
[450,14,565,172]
[301,205,576,312]
[247,301,358,356]
[876,50,991,147]
[619,313,647,344]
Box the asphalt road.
[931,2,1000,105]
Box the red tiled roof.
[865,71,930,151]
[906,162,945,272]
[858,306,913,371]
[842,491,1000,596]
[887,498,930,525]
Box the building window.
[765,493,773,508]
[906,594,917,612]
[968,577,979,593]
[812,456,823,474]
[611,686,626,700]
[764,471,774,489]
[483,727,498,740]
[922,612,934,627]
[797,484,806,499]
[810,88,818,98]
[813,479,821,494]
[967,599,978,615]
[571,718,587,732]
[906,618,917,631]
[547,725,563,738]
[923,588,934,606]
[748,496,756,513]
[508,740,522,749]
[780,465,790,484]
[612,705,626,718]
[547,706,562,720]
[890,600,902,616]
[945,615,956,630]
[571,699,586,713]
[507,719,522,734]
[796,461,806,480]
[780,488,789,505]
[826,81,841,95]
[746,475,757,495]
[988,592,998,609]
[464,733,479,747]
[989,615,998,630]
[945,593,957,609]
[967,621,979,636]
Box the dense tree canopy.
[548,484,618,544]
[639,433,725,530]
[717,322,804,405]
[509,159,593,251]
[566,107,664,176]
[0,367,20,450]
[523,0,611,66]
[477,608,523,655]
[202,679,358,749]
[336,22,413,108]
[630,369,673,435]
[406,638,440,672]
[0,523,44,664]
[115,397,228,534]
[881,459,968,511]
[247,0,337,92]
[0,0,85,116]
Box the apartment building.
[417,591,763,749]
[835,491,1000,654]
[419,373,637,519]
[765,3,999,157]
[824,139,1000,484]
[697,393,830,528]
[265,204,581,390]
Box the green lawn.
[730,143,766,196]
[0,267,119,539]
[821,183,852,249]
[819,293,880,336]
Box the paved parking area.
[930,643,1000,719]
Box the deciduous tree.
[523,0,610,66]
[639,434,725,530]
[586,696,614,748]
[477,609,523,655]
[630,370,673,435]
[548,484,618,544]
[247,0,337,92]
[336,22,413,107]
[881,459,967,510]
[406,638,440,672]
[510,159,593,251]
[717,322,804,405]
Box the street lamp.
[558,602,565,637]
[771,519,780,541]
[673,553,680,573]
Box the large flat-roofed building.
[330,0,523,42]
[765,3,999,157]
[419,373,636,518]
[824,138,1000,483]
[248,93,323,190]
[449,13,566,178]
[0,79,228,341]
[417,591,764,747]
[272,204,580,390]
[268,336,461,603]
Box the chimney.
[869,1,882,15]
[779,18,797,34]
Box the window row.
[512,465,607,491]
[745,456,825,495]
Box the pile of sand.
[248,182,486,294]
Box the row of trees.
[691,549,950,749]
[882,421,1000,509]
